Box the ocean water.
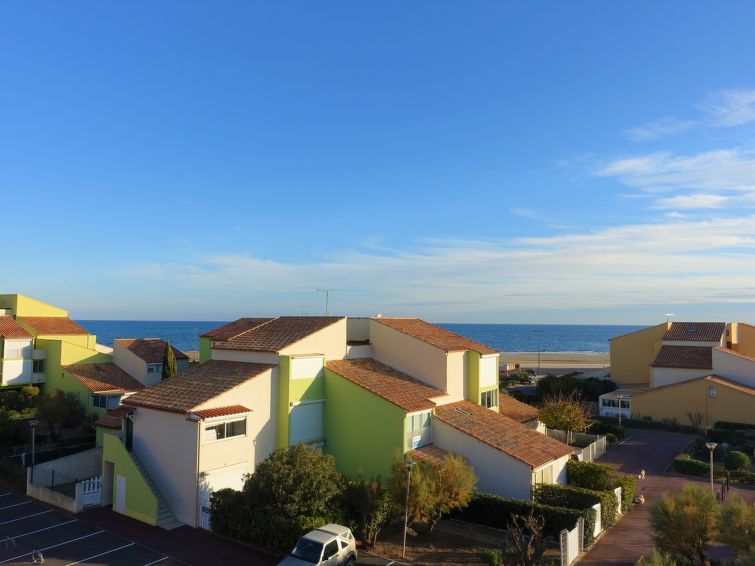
[77,320,641,354]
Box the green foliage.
[451,491,597,547]
[36,389,86,442]
[535,375,616,402]
[566,460,615,491]
[340,480,392,545]
[650,485,718,566]
[534,483,619,528]
[20,386,39,402]
[538,394,587,433]
[612,475,636,513]
[643,549,680,566]
[0,458,26,492]
[388,453,476,531]
[591,415,698,434]
[713,421,755,431]
[724,450,751,471]
[729,469,755,484]
[0,391,27,412]
[479,548,503,566]
[717,494,755,559]
[587,420,625,439]
[162,340,177,379]
[605,433,618,445]
[209,488,250,542]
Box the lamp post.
[29,419,39,483]
[617,394,625,427]
[534,330,543,378]
[705,442,717,495]
[402,460,416,559]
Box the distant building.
[113,339,189,387]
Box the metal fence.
[545,429,607,462]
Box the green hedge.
[713,421,755,431]
[612,476,637,513]
[729,469,755,484]
[533,484,619,529]
[565,460,636,512]
[671,456,755,484]
[591,416,698,434]
[451,492,597,547]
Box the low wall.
[26,468,77,513]
[33,447,102,485]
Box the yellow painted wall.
[610,322,668,386]
[632,378,755,427]
[734,323,755,359]
[0,294,68,317]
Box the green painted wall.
[199,337,212,364]
[102,434,159,525]
[323,368,405,480]
[467,350,481,404]
[276,356,291,449]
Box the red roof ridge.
[374,318,498,355]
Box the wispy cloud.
[652,194,729,210]
[624,116,697,142]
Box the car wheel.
[344,557,355,566]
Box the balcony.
[345,341,372,359]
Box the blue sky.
[2,1,755,323]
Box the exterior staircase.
[129,451,183,530]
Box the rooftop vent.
[687,328,696,333]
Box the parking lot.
[0,491,184,566]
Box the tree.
[650,485,718,566]
[644,549,680,566]
[341,480,392,545]
[388,453,476,532]
[717,494,755,559]
[36,389,85,442]
[538,392,587,442]
[162,340,177,379]
[506,512,548,566]
[724,450,751,471]
[241,444,344,552]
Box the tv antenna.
[315,289,343,316]
[665,313,675,323]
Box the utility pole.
[315,289,343,315]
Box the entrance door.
[115,475,126,514]
[125,417,134,451]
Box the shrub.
[451,492,597,547]
[643,549,680,566]
[566,460,615,491]
[479,549,503,566]
[717,494,755,558]
[340,480,392,545]
[210,488,251,542]
[534,483,619,529]
[20,386,39,402]
[587,420,625,439]
[605,433,618,445]
[729,469,755,484]
[612,476,637,513]
[724,450,751,471]
[673,455,710,476]
[713,421,755,431]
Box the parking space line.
[11,519,77,539]
[0,494,12,498]
[0,530,104,563]
[143,558,169,566]
[0,510,53,525]
[0,502,31,511]
[65,542,135,566]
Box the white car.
[277,524,358,566]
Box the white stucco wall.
[711,349,755,388]
[113,344,148,384]
[370,320,450,393]
[3,338,33,359]
[346,317,370,342]
[479,355,498,388]
[433,420,534,500]
[445,352,467,402]
[1,359,32,385]
[280,318,348,360]
[132,407,199,526]
[652,367,708,388]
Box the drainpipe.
[187,413,201,528]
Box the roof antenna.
[665,313,675,323]
[315,289,343,316]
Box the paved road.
[578,429,755,566]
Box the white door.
[115,475,126,514]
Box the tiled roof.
[498,394,540,423]
[192,405,251,419]
[122,360,275,413]
[94,407,133,429]
[407,445,453,467]
[114,338,189,363]
[651,345,712,369]
[18,317,89,336]
[213,316,343,353]
[63,363,145,394]
[374,318,498,355]
[201,318,274,340]
[326,359,443,412]
[663,322,726,342]
[434,400,573,468]
[0,316,32,339]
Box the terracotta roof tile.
[192,405,251,419]
[18,317,89,336]
[434,400,573,468]
[214,316,343,353]
[94,406,133,429]
[663,322,726,342]
[0,316,32,339]
[114,338,188,363]
[407,445,453,467]
[326,359,443,412]
[122,360,274,413]
[651,345,712,369]
[201,318,274,340]
[63,363,145,394]
[498,394,540,423]
[375,318,498,355]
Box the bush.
[20,386,39,402]
[587,420,625,440]
[566,460,615,491]
[605,433,618,445]
[713,421,755,431]
[591,416,698,434]
[673,455,710,477]
[340,480,392,545]
[451,492,597,547]
[210,488,250,542]
[729,469,755,484]
[724,450,751,471]
[534,483,619,529]
[0,458,26,492]
[479,548,503,566]
[612,476,637,513]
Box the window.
[147,364,162,374]
[481,389,498,408]
[339,540,348,550]
[406,411,432,449]
[532,465,553,486]
[32,360,45,373]
[620,400,629,409]
[204,418,246,442]
[323,540,338,560]
[92,394,121,409]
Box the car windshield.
[290,538,323,563]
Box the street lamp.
[534,330,543,378]
[705,442,717,495]
[29,419,39,483]
[617,394,625,427]
[402,460,416,559]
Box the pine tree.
[162,340,177,379]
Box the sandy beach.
[501,351,610,371]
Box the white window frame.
[481,389,498,408]
[406,411,432,449]
[203,417,247,444]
